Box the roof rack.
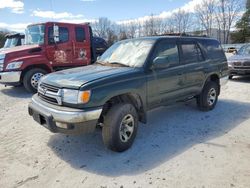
[158,33,209,38]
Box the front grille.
[38,93,58,104]
[40,83,59,93]
[38,83,62,105]
[234,66,250,70]
[233,62,242,66]
[243,61,250,66]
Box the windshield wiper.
[95,61,129,67]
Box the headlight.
[62,89,91,104]
[6,61,23,70]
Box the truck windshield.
[25,24,45,45]
[238,44,250,55]
[4,38,18,48]
[98,39,155,68]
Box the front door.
[46,24,73,68]
[146,39,184,109]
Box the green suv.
[28,36,228,152]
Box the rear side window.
[201,40,225,59]
[48,27,69,44]
[152,41,179,66]
[180,43,204,64]
[75,27,86,42]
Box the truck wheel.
[196,81,219,111]
[228,75,233,80]
[102,103,138,152]
[23,68,47,93]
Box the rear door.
[72,26,91,66]
[178,40,206,96]
[146,39,184,108]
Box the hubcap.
[207,88,217,106]
[31,72,44,89]
[119,114,135,143]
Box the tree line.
[91,0,249,45]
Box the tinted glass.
[181,43,204,64]
[48,27,69,44]
[201,40,225,59]
[152,41,179,65]
[75,27,86,42]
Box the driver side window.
[152,41,179,66]
[48,27,69,45]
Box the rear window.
[75,27,86,42]
[201,40,225,59]
[180,43,204,64]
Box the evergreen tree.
[231,0,250,43]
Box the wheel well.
[20,64,51,82]
[207,74,220,95]
[101,93,146,124]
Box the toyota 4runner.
[28,36,228,152]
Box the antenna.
[50,0,55,20]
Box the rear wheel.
[197,81,219,111]
[102,103,138,152]
[23,68,47,93]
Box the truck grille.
[38,83,62,105]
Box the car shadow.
[230,75,250,83]
[0,86,32,98]
[48,99,250,176]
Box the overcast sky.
[0,0,204,32]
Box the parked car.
[28,36,228,152]
[1,33,24,50]
[0,22,98,93]
[227,44,250,79]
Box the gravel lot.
[0,77,250,188]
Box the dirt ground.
[0,77,250,188]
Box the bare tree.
[215,0,243,43]
[172,9,191,33]
[195,0,216,36]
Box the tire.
[23,68,47,93]
[196,81,219,111]
[102,103,138,152]
[228,75,233,80]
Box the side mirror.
[53,24,59,43]
[152,57,170,69]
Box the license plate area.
[33,113,49,129]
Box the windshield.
[98,39,155,67]
[237,44,250,55]
[25,24,45,45]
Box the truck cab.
[0,22,96,92]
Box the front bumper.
[28,94,102,135]
[0,71,21,85]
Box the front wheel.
[228,75,233,80]
[23,68,47,93]
[102,103,138,152]
[196,81,219,111]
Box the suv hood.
[41,65,137,89]
[228,54,250,62]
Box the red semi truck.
[0,22,99,92]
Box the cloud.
[117,0,201,24]
[59,19,97,24]
[31,10,84,19]
[0,0,24,14]
[0,22,30,32]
